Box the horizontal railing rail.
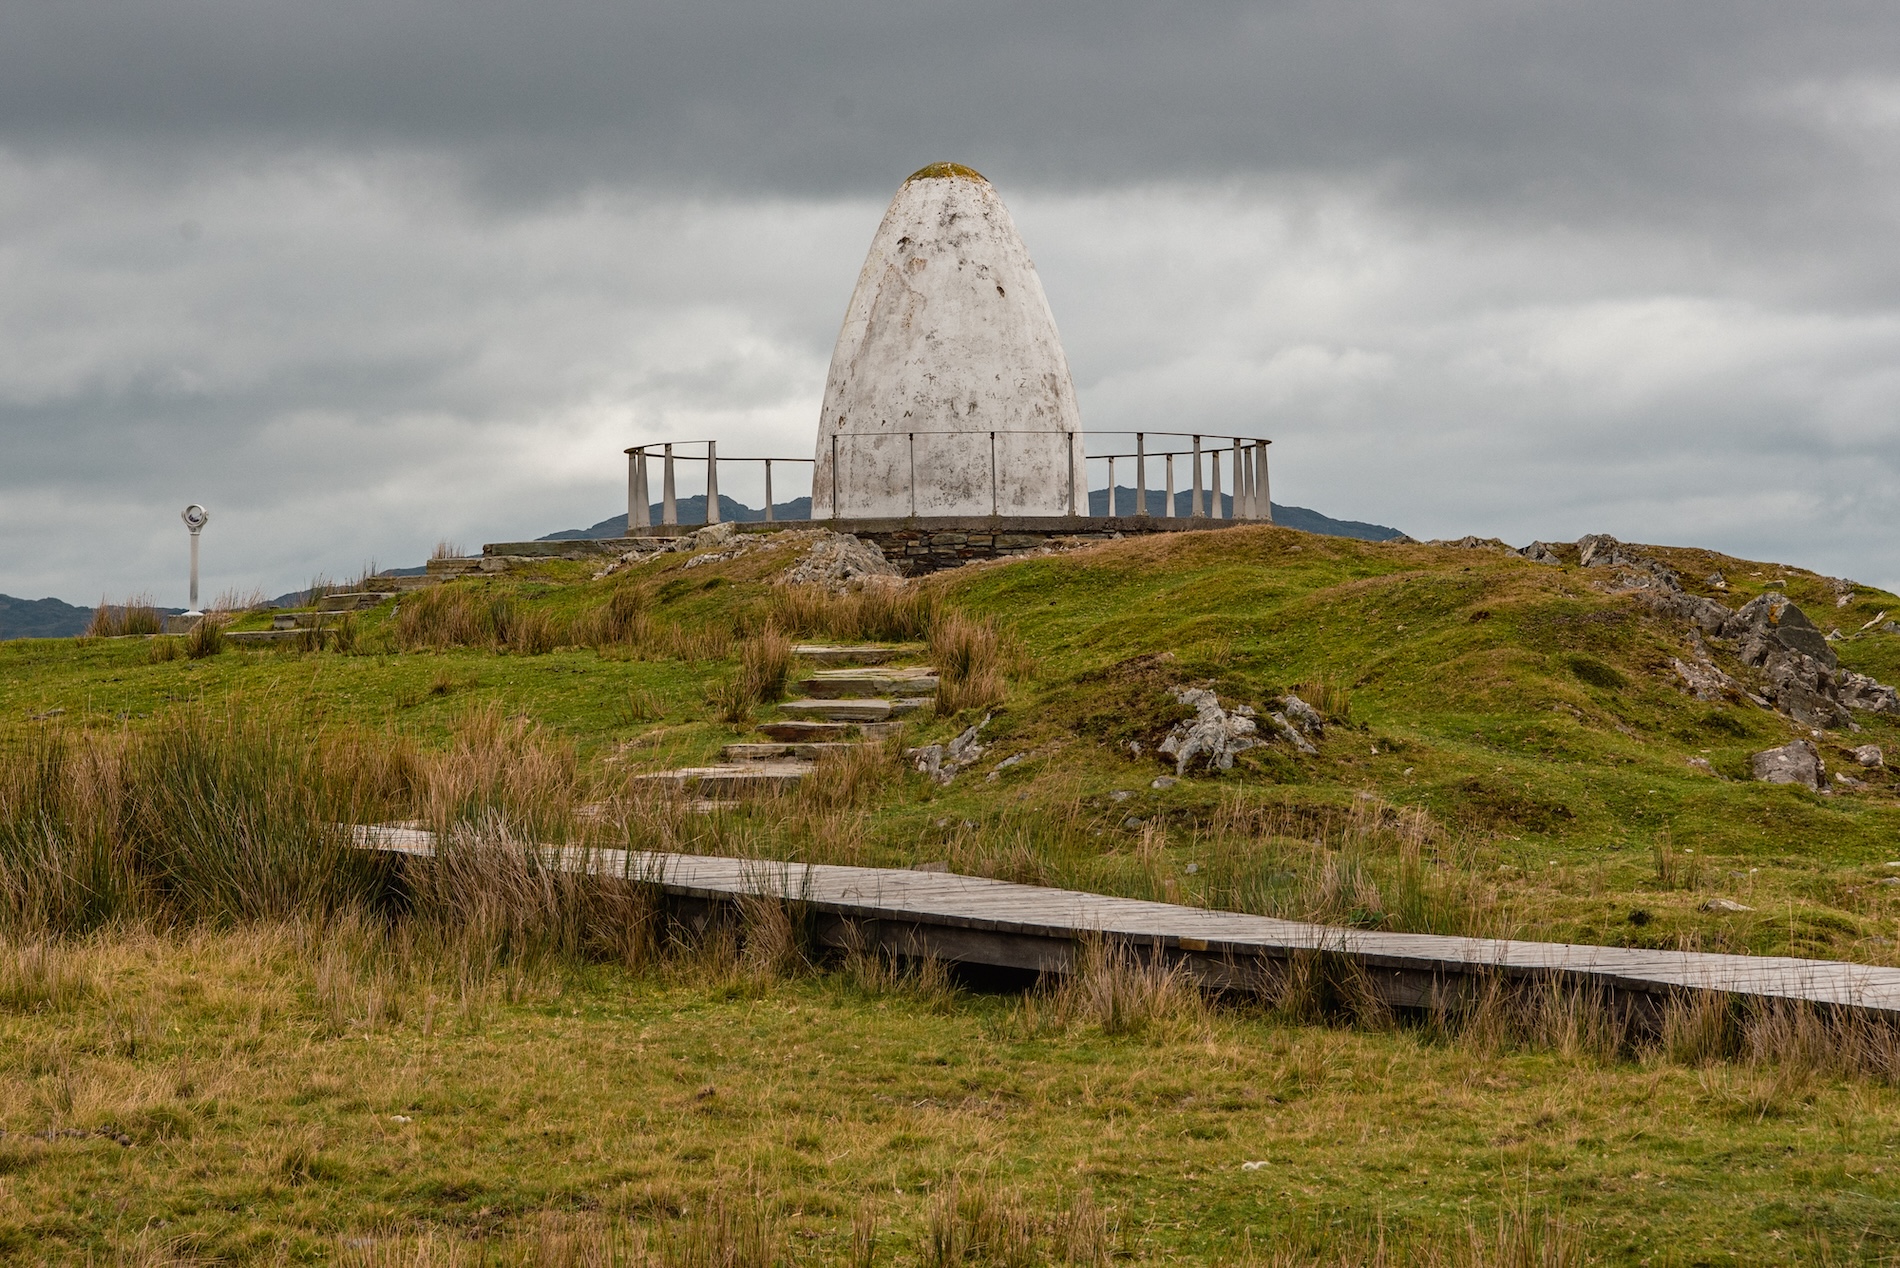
[622,429,1272,530]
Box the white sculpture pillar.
[705,440,720,524]
[1192,436,1204,517]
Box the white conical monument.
[813,163,1086,518]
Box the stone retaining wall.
[483,515,1242,576]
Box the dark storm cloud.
[6,1,1899,220]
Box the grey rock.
[1156,687,1264,775]
[909,713,991,785]
[985,752,1028,782]
[1109,789,1132,801]
[1518,541,1564,565]
[1277,694,1325,736]
[1672,656,1738,703]
[1854,744,1884,769]
[1841,672,1900,715]
[1723,592,1837,667]
[1750,740,1825,790]
[1150,776,1179,790]
[1266,711,1319,755]
[1702,898,1754,913]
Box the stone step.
[755,720,905,742]
[634,760,813,797]
[721,741,862,762]
[778,698,927,723]
[791,644,922,666]
[227,629,318,646]
[798,667,939,699]
[370,574,439,593]
[426,556,483,577]
[316,592,395,612]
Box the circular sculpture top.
[814,164,1084,518]
[181,504,210,532]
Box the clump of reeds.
[924,1176,1113,1268]
[707,628,794,723]
[797,740,898,812]
[585,584,654,649]
[768,582,939,642]
[393,586,568,655]
[1018,937,1207,1039]
[184,616,226,659]
[146,636,183,663]
[930,611,1007,715]
[86,596,162,638]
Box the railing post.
[1135,433,1148,517]
[990,431,998,517]
[1256,442,1272,524]
[662,444,678,526]
[1165,452,1175,518]
[909,432,917,518]
[705,440,720,524]
[1067,435,1077,516]
[1192,436,1204,518]
[764,459,775,524]
[1106,456,1116,516]
[1211,442,1223,519]
[830,434,840,520]
[627,448,651,532]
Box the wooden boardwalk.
[356,827,1900,1017]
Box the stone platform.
[483,515,1249,575]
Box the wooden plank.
[350,829,1900,1016]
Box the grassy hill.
[3,524,1900,1262]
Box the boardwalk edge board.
[352,827,1900,1017]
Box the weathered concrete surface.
[813,163,1085,518]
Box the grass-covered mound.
[4,524,1900,1262]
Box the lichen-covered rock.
[1156,688,1263,775]
[1854,744,1885,769]
[1672,655,1739,703]
[778,532,902,591]
[1750,740,1825,790]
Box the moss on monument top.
[904,162,987,185]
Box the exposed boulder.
[778,532,902,590]
[1854,744,1885,769]
[1518,541,1564,566]
[1841,672,1900,715]
[910,715,991,786]
[1156,688,1263,775]
[1671,653,1740,703]
[1750,740,1825,790]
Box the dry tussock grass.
[86,596,162,638]
[929,611,1008,715]
[767,582,938,642]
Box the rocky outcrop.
[910,715,990,786]
[1157,688,1264,775]
[1854,744,1885,769]
[778,532,903,590]
[1573,533,1898,728]
[1518,541,1564,566]
[1750,740,1825,790]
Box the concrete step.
[634,760,812,797]
[791,644,922,666]
[798,667,939,699]
[426,557,483,577]
[756,720,905,742]
[370,574,439,593]
[316,592,395,612]
[721,741,862,762]
[270,611,341,630]
[778,698,927,723]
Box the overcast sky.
[4,1,1899,605]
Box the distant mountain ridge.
[540,494,1403,543]
[0,594,98,640]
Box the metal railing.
[623,430,1271,530]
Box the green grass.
[4,525,1900,1261]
